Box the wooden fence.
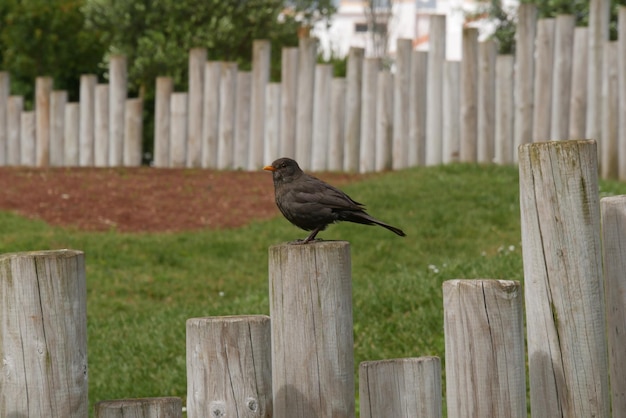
[0,2,625,176]
[0,139,624,417]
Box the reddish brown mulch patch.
[0,167,363,233]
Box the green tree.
[0,0,107,104]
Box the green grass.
[2,163,625,415]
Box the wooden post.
[95,397,182,418]
[518,140,610,417]
[201,62,221,169]
[311,64,332,171]
[20,111,36,166]
[0,72,8,165]
[442,60,460,163]
[513,3,537,160]
[343,46,364,172]
[600,196,626,416]
[478,39,496,163]
[0,250,88,417]
[460,27,478,163]
[328,78,346,171]
[49,90,67,167]
[280,47,298,159]
[375,71,393,172]
[409,50,428,166]
[249,40,271,170]
[123,98,143,166]
[586,0,610,144]
[619,7,626,181]
[79,74,97,166]
[269,241,354,418]
[154,77,172,168]
[64,103,80,166]
[264,82,281,166]
[187,47,206,168]
[217,62,237,170]
[186,316,271,418]
[359,357,442,418]
[426,15,445,166]
[550,15,575,141]
[36,76,53,166]
[359,58,380,173]
[234,71,252,170]
[443,280,526,417]
[601,41,619,179]
[7,96,23,166]
[495,55,514,164]
[109,55,127,166]
[169,93,188,168]
[532,19,555,142]
[392,38,412,170]
[94,84,109,167]
[569,27,588,140]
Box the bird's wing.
[291,175,365,211]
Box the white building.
[312,0,518,61]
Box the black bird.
[264,157,406,244]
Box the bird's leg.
[294,226,322,244]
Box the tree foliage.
[0,0,107,104]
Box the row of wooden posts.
[0,139,623,417]
[0,2,625,177]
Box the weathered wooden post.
[532,18,555,142]
[279,47,298,160]
[20,110,36,166]
[425,15,445,166]
[94,84,110,167]
[513,3,537,160]
[249,40,271,170]
[442,60,460,164]
[109,55,127,167]
[477,38,496,163]
[460,27,478,163]
[95,397,182,418]
[359,357,442,418]
[123,98,143,166]
[343,46,364,172]
[359,57,380,173]
[519,140,610,417]
[35,76,53,167]
[0,72,8,166]
[495,55,514,164]
[568,27,588,140]
[269,241,354,418]
[201,62,221,169]
[50,90,67,167]
[187,48,207,168]
[550,15,575,141]
[234,71,251,170]
[586,0,610,145]
[80,74,97,167]
[0,250,88,417]
[186,315,271,418]
[600,196,626,416]
[619,6,626,181]
[601,41,619,179]
[7,95,23,166]
[374,71,393,172]
[217,62,237,170]
[328,78,346,171]
[65,103,80,166]
[154,77,172,168]
[311,64,332,171]
[169,93,188,168]
[409,50,428,166]
[264,82,281,167]
[443,280,526,418]
[392,38,412,170]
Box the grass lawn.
[1,163,625,416]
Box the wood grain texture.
[95,397,182,418]
[360,357,441,418]
[600,196,626,416]
[518,140,609,417]
[532,19,555,142]
[443,280,525,418]
[0,250,88,417]
[186,316,271,418]
[269,241,354,418]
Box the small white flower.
[508,245,515,252]
[218,291,225,297]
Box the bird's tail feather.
[343,212,406,237]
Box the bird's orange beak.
[263,165,275,172]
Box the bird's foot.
[289,238,324,245]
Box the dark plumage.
[264,157,406,244]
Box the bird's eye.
[280,162,287,168]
